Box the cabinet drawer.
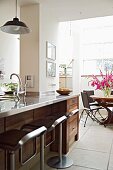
[69,116,77,134]
[68,114,78,146]
[67,97,77,106]
[67,97,78,112]
[69,113,77,122]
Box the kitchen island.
[0,93,79,170]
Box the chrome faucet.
[10,73,26,101]
[10,73,23,91]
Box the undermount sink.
[0,95,16,101]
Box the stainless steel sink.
[0,95,16,101]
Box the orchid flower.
[89,69,113,91]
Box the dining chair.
[83,90,99,106]
[82,90,104,119]
[111,91,113,95]
[80,91,105,127]
[80,90,99,120]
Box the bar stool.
[21,115,73,169]
[68,108,79,117]
[21,115,61,145]
[47,110,79,168]
[0,126,47,170]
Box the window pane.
[83,59,113,75]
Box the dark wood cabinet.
[0,118,5,170]
[68,113,79,147]
[65,96,79,153]
[0,95,79,169]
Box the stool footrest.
[47,155,73,169]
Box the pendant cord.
[16,0,17,18]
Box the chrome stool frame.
[47,115,73,169]
[0,126,47,170]
[21,115,74,169]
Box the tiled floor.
[31,111,113,170]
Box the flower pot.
[103,88,111,97]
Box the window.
[80,17,113,75]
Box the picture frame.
[46,61,56,77]
[46,41,56,60]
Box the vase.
[103,88,111,97]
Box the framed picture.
[46,41,56,60]
[46,61,56,77]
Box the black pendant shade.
[0,17,30,34]
[0,0,30,35]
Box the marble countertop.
[0,93,79,118]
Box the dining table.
[91,95,113,125]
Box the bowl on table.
[56,88,72,95]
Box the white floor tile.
[69,148,109,170]
[58,165,97,170]
[108,154,113,170]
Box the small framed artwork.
[46,41,56,60]
[46,61,56,77]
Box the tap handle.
[23,83,27,96]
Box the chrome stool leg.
[9,151,15,170]
[40,134,45,170]
[47,123,73,169]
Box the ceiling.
[19,0,42,6]
[19,0,113,22]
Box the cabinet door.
[68,113,78,146]
[66,96,79,148]
[67,97,79,112]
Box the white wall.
[0,0,19,81]
[20,4,39,92]
[38,0,113,93]
[39,2,59,92]
[72,32,81,94]
[20,3,59,93]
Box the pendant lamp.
[0,0,30,34]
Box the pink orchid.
[89,69,113,91]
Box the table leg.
[100,107,113,125]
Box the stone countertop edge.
[0,93,79,118]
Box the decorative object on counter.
[2,82,18,94]
[89,69,113,97]
[56,88,72,95]
[46,41,56,60]
[0,0,30,34]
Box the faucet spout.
[10,73,22,91]
[10,73,26,101]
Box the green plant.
[3,82,18,91]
